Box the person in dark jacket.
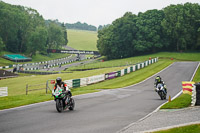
[54,77,72,97]
[154,76,167,93]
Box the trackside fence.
[26,83,47,95]
[0,87,8,97]
[26,79,57,95]
[27,58,158,93]
[63,57,158,89]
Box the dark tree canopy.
[97,3,200,59]
[0,1,68,57]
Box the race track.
[0,62,198,133]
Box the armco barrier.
[80,78,87,86]
[18,70,60,75]
[0,55,74,70]
[105,72,117,79]
[127,67,130,73]
[73,79,81,88]
[87,74,105,84]
[130,66,133,72]
[60,57,158,89]
[117,71,121,77]
[64,80,73,88]
[124,69,128,75]
[0,87,8,97]
[121,69,125,76]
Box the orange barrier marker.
[168,95,171,102]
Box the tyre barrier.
[18,70,61,75]
[192,83,200,106]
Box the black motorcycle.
[52,87,75,112]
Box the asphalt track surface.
[0,62,198,133]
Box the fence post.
[46,81,48,94]
[26,84,28,95]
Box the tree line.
[65,22,97,31]
[97,3,200,59]
[0,1,68,57]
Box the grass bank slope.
[67,29,98,51]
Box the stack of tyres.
[195,83,200,106]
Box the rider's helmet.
[56,77,62,85]
[156,76,161,82]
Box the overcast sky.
[3,0,200,27]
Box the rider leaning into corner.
[54,77,72,97]
[154,76,167,93]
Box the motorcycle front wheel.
[69,98,75,111]
[56,99,63,113]
[158,91,164,100]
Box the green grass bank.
[154,124,200,133]
[0,52,200,110]
[67,29,98,51]
[0,58,171,110]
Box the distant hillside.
[67,29,98,51]
[65,22,97,31]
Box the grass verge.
[193,64,200,82]
[160,94,192,109]
[0,59,172,110]
[67,29,98,51]
[68,52,200,71]
[154,124,200,133]
[1,52,200,110]
[0,51,70,66]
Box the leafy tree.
[61,23,68,45]
[162,3,200,51]
[97,12,137,59]
[98,24,110,31]
[47,22,65,49]
[0,37,5,52]
[197,28,200,50]
[97,26,113,59]
[0,1,69,57]
[133,9,165,53]
[27,26,48,57]
[97,3,200,59]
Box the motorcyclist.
[154,76,167,93]
[54,77,72,97]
